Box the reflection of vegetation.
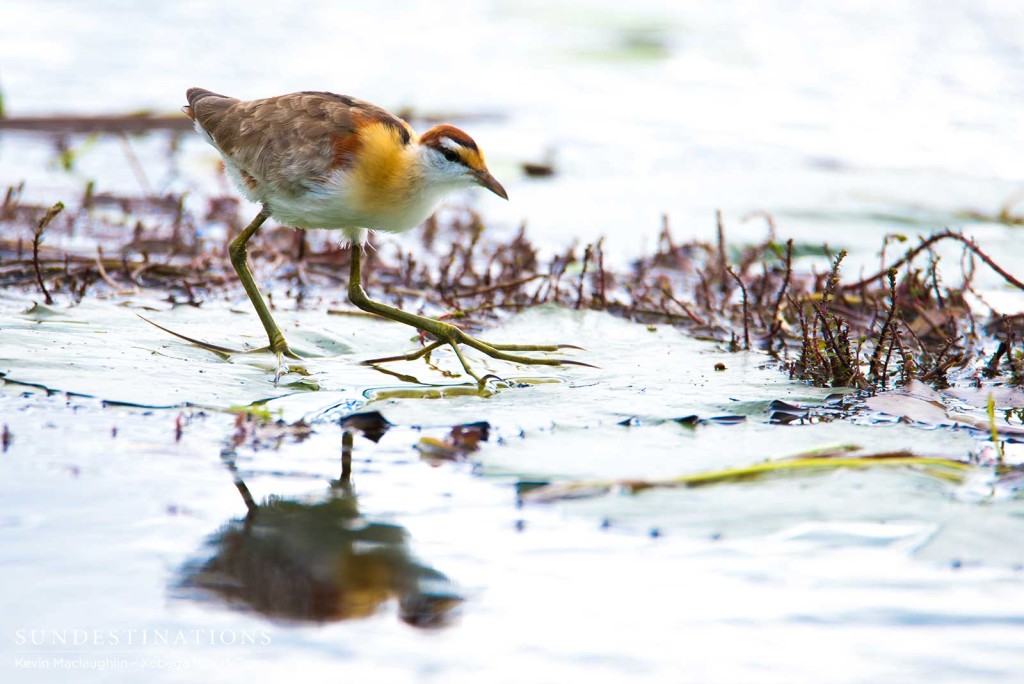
[179,430,461,627]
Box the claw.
[342,247,590,386]
[137,314,241,356]
[482,343,586,352]
[139,313,303,363]
[376,331,592,384]
[553,359,600,369]
[486,343,562,352]
[361,333,592,383]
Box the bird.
[183,88,582,383]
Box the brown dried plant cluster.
[623,216,1024,389]
[2,184,1022,390]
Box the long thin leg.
[228,208,298,359]
[347,247,589,379]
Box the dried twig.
[726,266,750,350]
[843,230,1024,292]
[32,202,64,304]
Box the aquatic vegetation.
[4,177,1021,395]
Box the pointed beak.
[474,169,508,200]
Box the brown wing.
[185,88,413,196]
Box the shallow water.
[3,293,1024,682]
[3,1,1024,682]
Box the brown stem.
[715,209,728,295]
[843,230,1024,292]
[766,239,794,351]
[32,202,64,304]
[576,244,593,310]
[868,269,898,383]
[726,266,750,350]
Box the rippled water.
[3,2,1024,682]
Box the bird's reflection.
[178,421,462,627]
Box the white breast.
[262,170,450,244]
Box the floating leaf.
[523,447,972,503]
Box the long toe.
[475,342,585,352]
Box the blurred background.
[4,0,1024,267]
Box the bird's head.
[417,125,508,200]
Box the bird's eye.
[442,149,459,163]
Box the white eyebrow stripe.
[439,137,462,151]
